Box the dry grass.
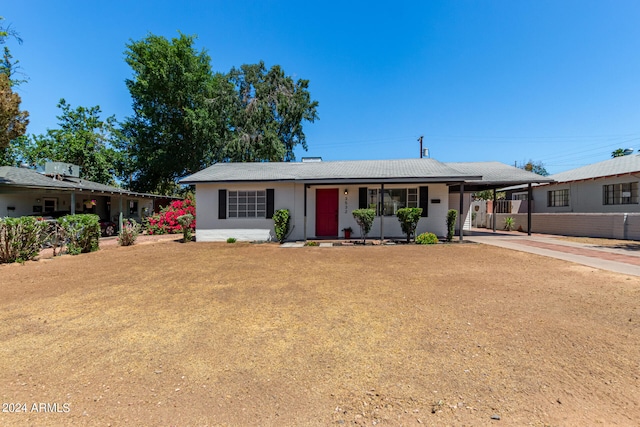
[1,241,639,426]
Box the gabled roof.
[545,154,640,184]
[0,166,166,198]
[181,158,481,184]
[0,166,77,189]
[181,158,553,188]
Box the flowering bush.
[118,218,140,246]
[146,198,196,235]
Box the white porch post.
[492,188,497,232]
[304,184,308,240]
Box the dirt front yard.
[1,240,639,426]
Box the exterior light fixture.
[344,189,348,195]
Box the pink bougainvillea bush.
[146,198,196,235]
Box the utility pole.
[418,136,424,158]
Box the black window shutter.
[266,189,275,218]
[359,187,367,209]
[419,186,428,217]
[218,189,227,219]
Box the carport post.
[459,183,464,241]
[492,188,496,232]
[70,191,76,214]
[380,184,384,241]
[527,183,532,236]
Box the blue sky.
[4,1,640,174]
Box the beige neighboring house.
[0,164,171,234]
[502,154,640,239]
[180,158,551,242]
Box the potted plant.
[342,226,353,239]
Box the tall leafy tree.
[0,72,28,151]
[19,99,122,184]
[121,33,224,194]
[225,61,318,162]
[0,17,28,154]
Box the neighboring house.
[0,165,171,226]
[180,158,551,242]
[510,154,640,213]
[500,154,640,239]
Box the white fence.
[483,213,640,240]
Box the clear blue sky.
[4,0,640,174]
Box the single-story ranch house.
[501,153,640,239]
[510,153,640,213]
[181,158,553,242]
[1,164,173,230]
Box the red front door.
[316,188,339,237]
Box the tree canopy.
[121,33,225,193]
[122,33,319,193]
[0,73,28,150]
[611,148,627,158]
[225,61,318,162]
[16,99,122,184]
[0,17,27,152]
[520,159,549,176]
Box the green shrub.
[226,237,237,243]
[0,216,49,263]
[416,232,439,245]
[118,218,140,246]
[58,214,100,255]
[352,208,375,243]
[304,241,319,246]
[272,209,290,243]
[396,207,423,243]
[446,209,458,242]
[504,216,515,231]
[177,213,194,242]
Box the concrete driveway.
[465,229,640,277]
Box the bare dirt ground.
[1,239,639,426]
[557,236,640,250]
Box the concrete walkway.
[465,229,640,277]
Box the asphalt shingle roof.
[181,159,551,186]
[0,166,164,198]
[545,154,640,183]
[446,161,554,186]
[181,158,480,184]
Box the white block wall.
[486,213,640,240]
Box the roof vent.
[301,157,322,162]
